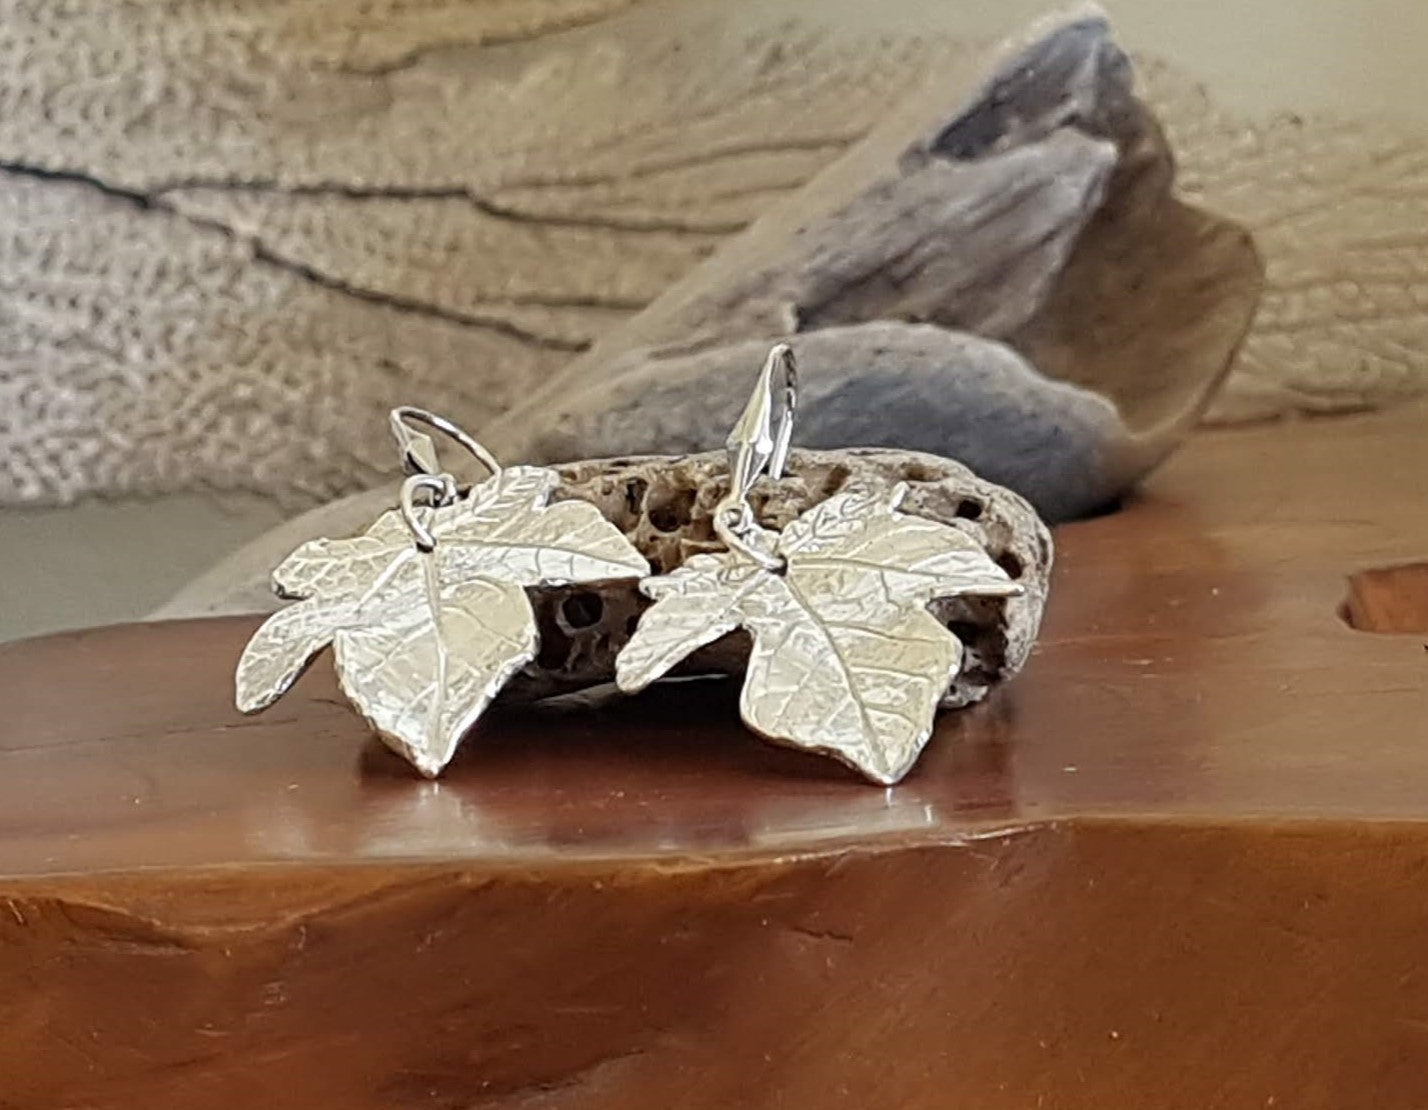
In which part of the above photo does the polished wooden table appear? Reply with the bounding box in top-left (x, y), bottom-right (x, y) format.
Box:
top-left (2, 405), bottom-right (1426, 1109)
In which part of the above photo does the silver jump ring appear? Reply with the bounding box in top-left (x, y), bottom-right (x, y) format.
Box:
top-left (400, 473), bottom-right (458, 552)
top-left (713, 501), bottom-right (784, 572)
top-left (389, 406), bottom-right (501, 484)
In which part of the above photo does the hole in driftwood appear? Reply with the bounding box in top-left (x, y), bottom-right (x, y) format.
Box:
top-left (560, 591), bottom-right (604, 630)
top-left (535, 620), bottom-right (569, 670)
top-left (820, 464), bottom-right (852, 497)
top-left (1340, 561), bottom-right (1428, 635)
top-left (646, 486), bottom-right (696, 533)
top-left (624, 476), bottom-right (649, 516)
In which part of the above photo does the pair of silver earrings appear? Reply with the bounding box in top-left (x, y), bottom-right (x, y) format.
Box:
top-left (235, 345), bottom-right (1021, 784)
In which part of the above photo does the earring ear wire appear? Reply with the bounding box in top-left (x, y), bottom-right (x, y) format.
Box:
top-left (715, 344), bottom-right (798, 569)
top-left (389, 406), bottom-right (504, 553)
top-left (389, 405), bottom-right (501, 485)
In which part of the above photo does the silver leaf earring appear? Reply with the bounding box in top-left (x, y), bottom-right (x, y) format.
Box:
top-left (615, 344), bottom-right (1024, 785)
top-left (235, 407), bottom-right (649, 776)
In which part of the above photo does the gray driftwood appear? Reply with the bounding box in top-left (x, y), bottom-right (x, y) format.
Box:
top-left (527, 326), bottom-right (1125, 524)
top-left (482, 11), bottom-right (1264, 522)
top-left (157, 449), bottom-right (1052, 709)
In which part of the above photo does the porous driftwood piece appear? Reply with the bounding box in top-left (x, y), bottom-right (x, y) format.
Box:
top-left (481, 11), bottom-right (1264, 523)
top-left (157, 448), bottom-right (1053, 710)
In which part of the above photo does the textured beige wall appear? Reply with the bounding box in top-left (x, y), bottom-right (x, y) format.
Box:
top-left (834, 0), bottom-right (1428, 124)
top-left (2, 0), bottom-right (1425, 643)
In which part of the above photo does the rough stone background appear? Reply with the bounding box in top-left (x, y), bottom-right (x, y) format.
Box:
top-left (1, 0), bottom-right (1426, 511)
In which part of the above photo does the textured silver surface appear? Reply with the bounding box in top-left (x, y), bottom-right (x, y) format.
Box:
top-left (169, 449), bottom-right (1052, 708)
top-left (616, 483), bottom-right (1021, 784)
top-left (236, 465), bottom-right (649, 776)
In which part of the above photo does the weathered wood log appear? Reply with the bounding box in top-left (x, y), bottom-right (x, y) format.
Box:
top-left (4, 402), bottom-right (1428, 1108)
top-left (519, 325), bottom-right (1143, 524)
top-left (157, 445), bottom-right (1052, 708)
top-left (484, 12), bottom-right (1264, 523)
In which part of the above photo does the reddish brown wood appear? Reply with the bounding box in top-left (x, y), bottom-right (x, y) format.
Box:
top-left (1, 404), bottom-right (1427, 1109)
top-left (1344, 560), bottom-right (1428, 633)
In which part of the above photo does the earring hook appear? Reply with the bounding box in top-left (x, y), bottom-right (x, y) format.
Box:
top-left (724, 343), bottom-right (797, 498)
top-left (715, 343), bottom-right (799, 570)
top-left (389, 406), bottom-right (501, 484)
top-left (389, 407), bottom-right (501, 552)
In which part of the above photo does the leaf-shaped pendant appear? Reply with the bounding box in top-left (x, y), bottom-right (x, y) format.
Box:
top-left (237, 464), bottom-right (649, 775)
top-left (616, 483), bottom-right (1021, 785)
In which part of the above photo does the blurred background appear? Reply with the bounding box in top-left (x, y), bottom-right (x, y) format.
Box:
top-left (3, 0), bottom-right (1427, 641)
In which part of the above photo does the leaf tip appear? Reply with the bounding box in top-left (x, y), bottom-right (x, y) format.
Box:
top-left (410, 751), bottom-right (448, 779)
top-left (233, 670), bottom-right (275, 715)
top-left (613, 656), bottom-right (651, 695)
top-left (864, 758), bottom-right (915, 787)
top-left (375, 729), bottom-right (456, 778)
top-left (826, 737), bottom-right (921, 786)
top-left (614, 551), bottom-right (653, 579)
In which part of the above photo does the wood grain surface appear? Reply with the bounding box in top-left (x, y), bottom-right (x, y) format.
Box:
top-left (1343, 559), bottom-right (1428, 634)
top-left (1, 405), bottom-right (1426, 1107)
